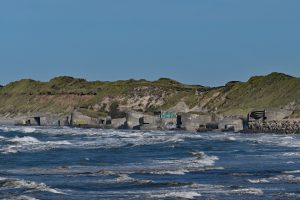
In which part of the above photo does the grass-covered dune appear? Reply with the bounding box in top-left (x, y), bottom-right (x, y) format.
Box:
top-left (0, 72), bottom-right (299, 118)
top-left (207, 72), bottom-right (300, 117)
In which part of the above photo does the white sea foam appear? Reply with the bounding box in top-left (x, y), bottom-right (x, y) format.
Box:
top-left (226, 136), bottom-right (237, 141)
top-left (253, 135), bottom-right (300, 148)
top-left (283, 152), bottom-right (300, 157)
top-left (284, 170), bottom-right (300, 174)
top-left (115, 174), bottom-right (152, 184)
top-left (278, 193), bottom-right (300, 198)
top-left (286, 161), bottom-right (295, 164)
top-left (12, 151), bottom-right (221, 176)
top-left (115, 174), bottom-right (135, 182)
top-left (0, 177), bottom-right (64, 194)
top-left (0, 135), bottom-right (6, 140)
top-left (22, 127), bottom-right (36, 133)
top-left (9, 136), bottom-right (40, 143)
top-left (82, 173), bottom-right (153, 185)
top-left (248, 178), bottom-right (270, 183)
top-left (0, 126), bottom-right (17, 132)
top-left (231, 188), bottom-right (264, 196)
top-left (3, 125), bottom-right (299, 151)
top-left (249, 174), bottom-right (300, 184)
top-left (0, 126), bottom-right (36, 133)
top-left (151, 191), bottom-right (201, 199)
top-left (144, 151), bottom-right (219, 175)
top-left (198, 132), bottom-right (300, 149)
top-left (0, 127), bottom-right (213, 154)
top-left (115, 151), bottom-right (220, 175)
top-left (8, 195), bottom-right (40, 200)
top-left (271, 175), bottom-right (300, 183)
top-left (0, 136), bottom-right (72, 154)
top-left (148, 184), bottom-right (263, 198)
top-left (150, 169), bottom-right (189, 175)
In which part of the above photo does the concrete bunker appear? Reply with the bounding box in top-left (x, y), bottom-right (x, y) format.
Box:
top-left (181, 113), bottom-right (213, 131)
top-left (22, 116), bottom-right (45, 126)
top-left (223, 124), bottom-right (235, 132)
top-left (34, 117), bottom-right (41, 126)
top-left (218, 118), bottom-right (244, 132)
top-left (206, 123), bottom-right (219, 130)
top-left (248, 110), bottom-right (266, 121)
top-left (176, 115), bottom-right (182, 129)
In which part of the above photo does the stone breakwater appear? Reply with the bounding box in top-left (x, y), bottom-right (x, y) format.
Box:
top-left (248, 120), bottom-right (300, 134)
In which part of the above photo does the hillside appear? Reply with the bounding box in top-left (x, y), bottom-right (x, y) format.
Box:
top-left (207, 72), bottom-right (300, 117)
top-left (0, 72), bottom-right (299, 119)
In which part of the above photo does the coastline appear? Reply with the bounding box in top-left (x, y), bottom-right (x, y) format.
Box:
top-left (1, 116), bottom-right (299, 134)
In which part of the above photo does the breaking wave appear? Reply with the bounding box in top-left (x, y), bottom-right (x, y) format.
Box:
top-left (284, 170), bottom-right (300, 174)
top-left (151, 191), bottom-right (201, 199)
top-left (199, 132), bottom-right (300, 148)
top-left (0, 177), bottom-right (65, 194)
top-left (249, 175), bottom-right (300, 184)
top-left (0, 127), bottom-right (211, 154)
top-left (0, 126), bottom-right (36, 133)
top-left (0, 136), bottom-right (72, 154)
top-left (141, 151), bottom-right (220, 175)
top-left (282, 152), bottom-right (300, 157)
top-left (9, 136), bottom-right (40, 143)
top-left (230, 188), bottom-right (264, 196)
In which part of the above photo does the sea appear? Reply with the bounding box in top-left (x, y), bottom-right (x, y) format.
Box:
top-left (0, 126), bottom-right (300, 200)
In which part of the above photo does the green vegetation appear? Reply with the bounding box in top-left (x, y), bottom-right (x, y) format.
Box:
top-left (184, 94), bottom-right (199, 108)
top-left (159, 92), bottom-right (186, 110)
top-left (216, 72), bottom-right (300, 115)
top-left (0, 72), bottom-right (300, 119)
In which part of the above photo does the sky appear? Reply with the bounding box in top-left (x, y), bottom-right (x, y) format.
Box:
top-left (0, 0), bottom-right (300, 86)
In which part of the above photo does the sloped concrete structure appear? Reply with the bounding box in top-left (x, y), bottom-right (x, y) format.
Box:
top-left (218, 118), bottom-right (244, 132)
top-left (126, 112), bottom-right (143, 129)
top-left (111, 118), bottom-right (127, 129)
top-left (140, 114), bottom-right (161, 130)
top-left (180, 113), bottom-right (212, 131)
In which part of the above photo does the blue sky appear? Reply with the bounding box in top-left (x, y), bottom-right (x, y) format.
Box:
top-left (0, 0), bottom-right (300, 86)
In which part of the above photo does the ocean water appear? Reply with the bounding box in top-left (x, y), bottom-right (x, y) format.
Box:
top-left (0, 126), bottom-right (300, 200)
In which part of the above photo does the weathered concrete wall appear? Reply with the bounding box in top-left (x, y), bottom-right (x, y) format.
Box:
top-left (0, 111), bottom-right (248, 133)
top-left (0, 118), bottom-right (15, 125)
top-left (12, 113), bottom-right (68, 126)
top-left (111, 118), bottom-right (127, 129)
top-left (180, 113), bottom-right (212, 131)
top-left (71, 111), bottom-right (93, 125)
top-left (126, 112), bottom-right (143, 129)
top-left (41, 115), bottom-right (67, 126)
top-left (140, 114), bottom-right (161, 130)
top-left (143, 114), bottom-right (160, 124)
top-left (265, 109), bottom-right (293, 121)
top-left (218, 118), bottom-right (244, 132)
top-left (70, 111), bottom-right (106, 127)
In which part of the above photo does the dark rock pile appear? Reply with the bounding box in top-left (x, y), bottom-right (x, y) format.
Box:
top-left (248, 120), bottom-right (300, 134)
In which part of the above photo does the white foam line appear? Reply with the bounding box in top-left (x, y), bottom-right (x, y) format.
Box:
top-left (248, 174), bottom-right (300, 184)
top-left (151, 191), bottom-right (201, 199)
top-left (0, 177), bottom-right (65, 195)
